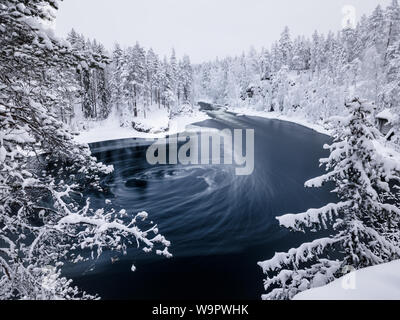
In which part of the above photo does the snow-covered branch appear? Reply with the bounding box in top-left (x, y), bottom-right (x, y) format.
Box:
top-left (0, 0), bottom-right (172, 300)
top-left (277, 201), bottom-right (352, 231)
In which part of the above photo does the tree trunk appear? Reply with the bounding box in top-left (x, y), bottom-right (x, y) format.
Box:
top-left (133, 84), bottom-right (138, 117)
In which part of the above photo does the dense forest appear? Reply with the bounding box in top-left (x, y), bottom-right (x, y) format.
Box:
top-left (52, 29), bottom-right (194, 129)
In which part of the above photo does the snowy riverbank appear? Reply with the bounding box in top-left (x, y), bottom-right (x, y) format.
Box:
top-left (229, 107), bottom-right (332, 136)
top-left (74, 109), bottom-right (210, 144)
top-left (230, 107), bottom-right (400, 162)
top-left (75, 104), bottom-right (330, 145)
top-left (76, 104), bottom-right (400, 165)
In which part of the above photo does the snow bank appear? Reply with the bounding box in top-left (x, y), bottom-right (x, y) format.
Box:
top-left (376, 109), bottom-right (399, 124)
top-left (294, 260), bottom-right (400, 300)
top-left (229, 107), bottom-right (332, 136)
top-left (373, 139), bottom-right (400, 164)
top-left (229, 107), bottom-right (400, 166)
top-left (74, 108), bottom-right (210, 144)
top-left (131, 108), bottom-right (170, 134)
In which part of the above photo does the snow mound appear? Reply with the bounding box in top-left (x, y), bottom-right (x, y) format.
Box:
top-left (376, 109), bottom-right (399, 124)
top-left (294, 260), bottom-right (400, 300)
top-left (131, 108), bottom-right (170, 134)
top-left (170, 103), bottom-right (195, 117)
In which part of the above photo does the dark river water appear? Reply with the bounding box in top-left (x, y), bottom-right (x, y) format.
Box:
top-left (68, 110), bottom-right (337, 300)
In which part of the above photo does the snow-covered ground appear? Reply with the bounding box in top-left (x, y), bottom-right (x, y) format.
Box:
top-left (74, 107), bottom-right (210, 144)
top-left (294, 260), bottom-right (400, 300)
top-left (229, 107), bottom-right (332, 136)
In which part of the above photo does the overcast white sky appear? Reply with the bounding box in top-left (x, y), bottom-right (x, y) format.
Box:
top-left (55, 0), bottom-right (390, 63)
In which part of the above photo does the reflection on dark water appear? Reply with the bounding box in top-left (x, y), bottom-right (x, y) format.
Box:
top-left (68, 112), bottom-right (337, 300)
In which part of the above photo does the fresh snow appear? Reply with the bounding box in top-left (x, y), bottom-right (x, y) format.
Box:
top-left (376, 108), bottom-right (399, 123)
top-left (74, 108), bottom-right (210, 144)
top-left (294, 260), bottom-right (400, 300)
top-left (373, 138), bottom-right (400, 163)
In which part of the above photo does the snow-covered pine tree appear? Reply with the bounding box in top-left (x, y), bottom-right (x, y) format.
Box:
top-left (110, 43), bottom-right (124, 117)
top-left (161, 56), bottom-right (175, 110)
top-left (278, 26), bottom-right (293, 68)
top-left (154, 56), bottom-right (166, 109)
top-left (291, 36), bottom-right (309, 72)
top-left (90, 40), bottom-right (112, 120)
top-left (342, 24), bottom-right (358, 64)
top-left (169, 49), bottom-right (179, 100)
top-left (381, 1), bottom-right (400, 110)
top-left (66, 31), bottom-right (112, 120)
top-left (199, 62), bottom-right (212, 96)
top-left (258, 98), bottom-right (400, 300)
top-left (176, 59), bottom-right (185, 105)
top-left (384, 0), bottom-right (400, 66)
top-left (145, 48), bottom-right (159, 106)
top-left (260, 48), bottom-right (273, 80)
top-left (368, 5), bottom-right (386, 52)
top-left (123, 43), bottom-right (146, 118)
top-left (272, 65), bottom-right (289, 112)
top-left (383, 38), bottom-right (400, 110)
top-left (310, 31), bottom-right (323, 74)
top-left (180, 55), bottom-right (193, 103)
top-left (0, 0), bottom-right (171, 300)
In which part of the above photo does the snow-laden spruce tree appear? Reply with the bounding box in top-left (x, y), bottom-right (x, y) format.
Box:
top-left (0, 0), bottom-right (171, 300)
top-left (258, 98), bottom-right (400, 300)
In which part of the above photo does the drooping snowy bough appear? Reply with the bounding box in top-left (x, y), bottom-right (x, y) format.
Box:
top-left (258, 98), bottom-right (400, 300)
top-left (0, 0), bottom-right (171, 300)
